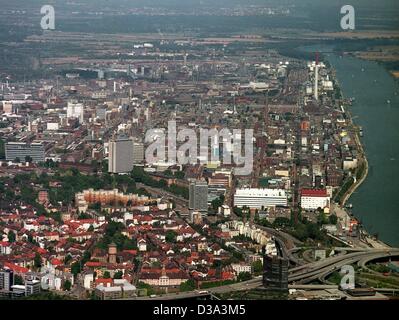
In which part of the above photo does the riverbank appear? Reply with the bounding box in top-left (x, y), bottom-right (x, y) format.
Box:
top-left (340, 109), bottom-right (369, 207)
top-left (331, 70), bottom-right (390, 249)
top-left (329, 74), bottom-right (370, 207)
top-left (300, 44), bottom-right (399, 247)
top-left (351, 49), bottom-right (399, 82)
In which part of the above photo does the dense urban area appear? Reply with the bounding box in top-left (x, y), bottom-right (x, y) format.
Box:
top-left (0, 0), bottom-right (399, 301)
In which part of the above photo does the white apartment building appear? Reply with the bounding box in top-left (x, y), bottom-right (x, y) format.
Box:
top-left (300, 189), bottom-right (330, 210)
top-left (67, 102), bottom-right (84, 123)
top-left (234, 188), bottom-right (288, 209)
top-left (231, 263), bottom-right (253, 275)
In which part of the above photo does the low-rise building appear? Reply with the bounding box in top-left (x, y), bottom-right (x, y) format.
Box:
top-left (95, 279), bottom-right (136, 300)
top-left (300, 189), bottom-right (330, 210)
top-left (231, 263), bottom-right (252, 275)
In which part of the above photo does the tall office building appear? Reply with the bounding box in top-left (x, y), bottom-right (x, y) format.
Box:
top-left (5, 142), bottom-right (45, 163)
top-left (189, 180), bottom-right (208, 213)
top-left (132, 142), bottom-right (145, 164)
top-left (262, 248), bottom-right (288, 292)
top-left (0, 269), bottom-right (14, 291)
top-left (67, 102), bottom-right (84, 123)
top-left (108, 138), bottom-right (134, 173)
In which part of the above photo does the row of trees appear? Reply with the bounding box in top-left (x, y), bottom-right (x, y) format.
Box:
top-left (71, 251), bottom-right (91, 277)
top-left (102, 270), bottom-right (123, 279)
top-left (131, 167), bottom-right (189, 199)
top-left (1, 165), bottom-right (188, 218)
top-left (180, 271), bottom-right (253, 292)
top-left (1, 168), bottom-right (152, 213)
top-left (211, 195), bottom-right (225, 211)
top-left (0, 174), bottom-right (47, 215)
top-left (163, 169), bottom-right (185, 180)
top-left (255, 208), bottom-right (339, 245)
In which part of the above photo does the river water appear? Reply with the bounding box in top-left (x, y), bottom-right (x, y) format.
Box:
top-left (301, 45), bottom-right (399, 247)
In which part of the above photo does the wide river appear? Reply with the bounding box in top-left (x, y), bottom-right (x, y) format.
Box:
top-left (302, 45), bottom-right (399, 247)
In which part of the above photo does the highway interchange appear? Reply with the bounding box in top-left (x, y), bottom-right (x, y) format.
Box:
top-left (122, 247), bottom-right (399, 300)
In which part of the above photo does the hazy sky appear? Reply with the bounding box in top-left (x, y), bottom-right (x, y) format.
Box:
top-left (0, 0), bottom-right (397, 34)
top-left (1, 0), bottom-right (398, 8)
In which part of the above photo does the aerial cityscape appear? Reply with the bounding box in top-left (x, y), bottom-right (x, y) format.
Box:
top-left (0, 0), bottom-right (398, 304)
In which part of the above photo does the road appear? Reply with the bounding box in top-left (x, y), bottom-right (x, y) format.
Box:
top-left (136, 182), bottom-right (189, 214)
top-left (134, 185), bottom-right (399, 293)
top-left (289, 248), bottom-right (399, 284)
top-left (120, 277), bottom-right (262, 300)
top-left (227, 192), bottom-right (304, 266)
top-left (116, 248), bottom-right (399, 300)
top-left (256, 225), bottom-right (304, 266)
top-left (138, 182), bottom-right (304, 266)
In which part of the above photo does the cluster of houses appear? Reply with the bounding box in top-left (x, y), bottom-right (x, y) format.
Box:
top-left (1, 201), bottom-right (260, 299)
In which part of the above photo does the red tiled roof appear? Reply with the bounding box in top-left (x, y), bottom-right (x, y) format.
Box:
top-left (122, 250), bottom-right (138, 255)
top-left (191, 252), bottom-right (199, 258)
top-left (36, 247), bottom-right (47, 254)
top-left (208, 269), bottom-right (216, 277)
top-left (215, 231), bottom-right (230, 238)
top-left (77, 219), bottom-right (96, 224)
top-left (300, 189), bottom-right (328, 197)
top-left (95, 278), bottom-right (113, 285)
top-left (221, 271), bottom-right (235, 280)
top-left (4, 262), bottom-right (29, 274)
top-left (44, 231), bottom-right (59, 236)
top-left (86, 261), bottom-right (102, 267)
top-left (51, 258), bottom-right (62, 266)
top-left (6, 215), bottom-right (19, 220)
top-left (137, 216), bottom-right (153, 222)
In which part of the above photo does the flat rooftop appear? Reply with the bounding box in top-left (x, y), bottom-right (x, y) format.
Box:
top-left (235, 188), bottom-right (287, 197)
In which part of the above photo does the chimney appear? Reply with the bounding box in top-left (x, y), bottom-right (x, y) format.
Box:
top-left (314, 52), bottom-right (319, 101)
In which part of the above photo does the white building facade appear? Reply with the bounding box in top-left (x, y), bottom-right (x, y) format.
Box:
top-left (234, 188), bottom-right (288, 209)
top-left (300, 189), bottom-right (330, 210)
top-left (67, 102), bottom-right (84, 123)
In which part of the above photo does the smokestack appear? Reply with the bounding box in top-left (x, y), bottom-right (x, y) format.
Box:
top-left (314, 52), bottom-right (319, 101)
top-left (314, 64), bottom-right (319, 101)
top-left (113, 81), bottom-right (117, 93)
